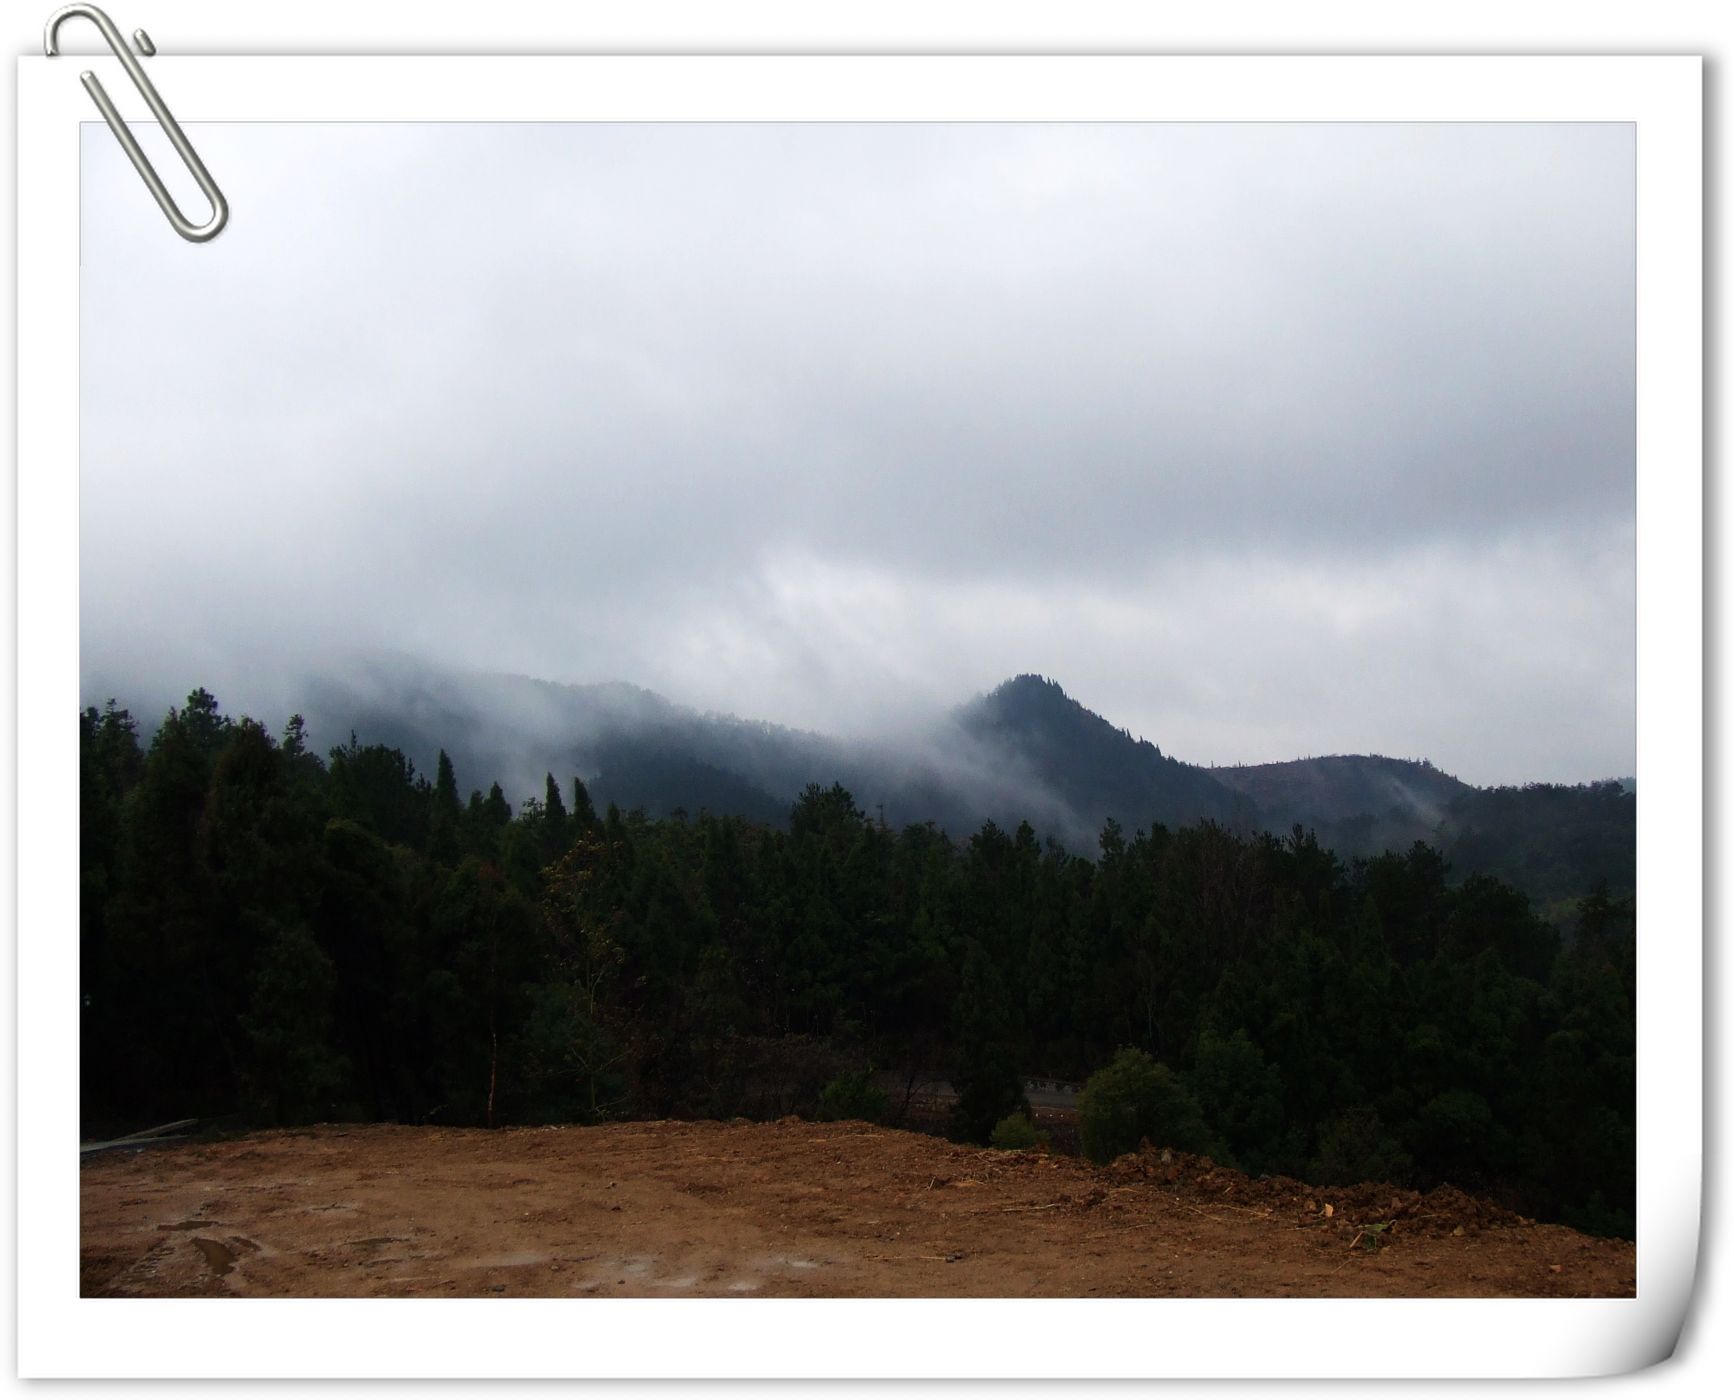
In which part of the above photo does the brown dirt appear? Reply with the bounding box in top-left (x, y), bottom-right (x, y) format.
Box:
top-left (79, 1120), bottom-right (1635, 1298)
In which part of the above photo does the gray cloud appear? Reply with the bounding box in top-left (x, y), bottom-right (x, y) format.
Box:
top-left (80, 120), bottom-right (1634, 786)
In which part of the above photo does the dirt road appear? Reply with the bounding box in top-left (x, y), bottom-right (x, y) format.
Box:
top-left (80, 1119), bottom-right (1634, 1298)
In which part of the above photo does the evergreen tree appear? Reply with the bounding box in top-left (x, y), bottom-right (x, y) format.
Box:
top-left (430, 749), bottom-right (463, 865)
top-left (569, 774), bottom-right (599, 832)
top-left (541, 772), bottom-right (570, 863)
top-left (949, 941), bottom-right (1027, 1143)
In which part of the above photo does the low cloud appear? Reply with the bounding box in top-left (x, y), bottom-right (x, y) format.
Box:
top-left (80, 120), bottom-right (1634, 786)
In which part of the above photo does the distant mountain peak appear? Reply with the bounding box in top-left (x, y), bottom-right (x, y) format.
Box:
top-left (972, 674), bottom-right (1154, 752)
top-left (992, 672), bottom-right (1068, 696)
top-left (942, 672), bottom-right (1251, 835)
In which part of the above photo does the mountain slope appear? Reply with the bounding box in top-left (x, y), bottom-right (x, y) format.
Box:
top-left (953, 675), bottom-right (1248, 838)
top-left (301, 664), bottom-right (1255, 848)
top-left (298, 658), bottom-right (833, 821)
top-left (1210, 753), bottom-right (1471, 830)
top-left (1209, 753), bottom-right (1472, 857)
top-left (104, 656), bottom-right (1632, 902)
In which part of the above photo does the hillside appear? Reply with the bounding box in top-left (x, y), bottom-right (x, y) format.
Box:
top-left (98, 659), bottom-right (1634, 902)
top-left (955, 675), bottom-right (1248, 837)
top-left (1442, 781), bottom-right (1636, 905)
top-left (1211, 753), bottom-right (1470, 831)
top-left (298, 661), bottom-right (827, 822)
top-left (79, 1121), bottom-right (1634, 1299)
top-left (294, 661), bottom-right (1237, 850)
top-left (1210, 753), bottom-right (1471, 862)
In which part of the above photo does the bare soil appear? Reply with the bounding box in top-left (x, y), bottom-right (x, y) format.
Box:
top-left (80, 1120), bottom-right (1635, 1298)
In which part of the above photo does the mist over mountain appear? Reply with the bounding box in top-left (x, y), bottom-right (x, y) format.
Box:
top-left (84, 655), bottom-right (1633, 907)
top-left (289, 661), bottom-right (1137, 849)
top-left (1211, 753), bottom-right (1473, 857)
top-left (954, 675), bottom-right (1250, 835)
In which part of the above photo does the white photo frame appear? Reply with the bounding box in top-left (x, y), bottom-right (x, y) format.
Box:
top-left (17, 53), bottom-right (1701, 1379)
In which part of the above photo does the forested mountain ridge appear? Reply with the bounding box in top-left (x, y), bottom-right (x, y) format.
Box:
top-left (955, 674), bottom-right (1250, 834)
top-left (292, 662), bottom-right (1246, 852)
top-left (92, 658), bottom-right (1634, 905)
top-left (1211, 753), bottom-right (1472, 832)
top-left (1208, 755), bottom-right (1634, 908)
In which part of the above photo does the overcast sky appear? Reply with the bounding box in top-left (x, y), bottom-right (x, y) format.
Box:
top-left (80, 121), bottom-right (1634, 785)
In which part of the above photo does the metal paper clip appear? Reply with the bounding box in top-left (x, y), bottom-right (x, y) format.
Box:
top-left (44, 4), bottom-right (228, 242)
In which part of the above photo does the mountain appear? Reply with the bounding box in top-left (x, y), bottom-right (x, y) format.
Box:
top-left (954, 675), bottom-right (1248, 837)
top-left (1437, 780), bottom-right (1635, 908)
top-left (291, 662), bottom-right (1251, 851)
top-left (1211, 753), bottom-right (1472, 857)
top-left (1207, 754), bottom-right (1633, 903)
top-left (1210, 753), bottom-right (1471, 828)
top-left (296, 658), bottom-right (834, 825)
top-left (102, 656), bottom-right (1633, 903)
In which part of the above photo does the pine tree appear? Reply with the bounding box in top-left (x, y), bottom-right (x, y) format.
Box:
top-left (430, 749), bottom-right (462, 864)
top-left (541, 772), bottom-right (570, 863)
top-left (570, 774), bottom-right (598, 832)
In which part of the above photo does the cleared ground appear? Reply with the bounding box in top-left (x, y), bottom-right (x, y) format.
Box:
top-left (80, 1119), bottom-right (1634, 1298)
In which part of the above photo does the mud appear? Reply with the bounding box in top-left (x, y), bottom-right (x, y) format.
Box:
top-left (79, 1120), bottom-right (1635, 1298)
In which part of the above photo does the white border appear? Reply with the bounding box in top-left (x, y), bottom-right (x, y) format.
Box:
top-left (16, 55), bottom-right (1701, 1379)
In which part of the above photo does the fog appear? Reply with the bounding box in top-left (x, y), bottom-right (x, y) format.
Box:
top-left (80, 121), bottom-right (1634, 786)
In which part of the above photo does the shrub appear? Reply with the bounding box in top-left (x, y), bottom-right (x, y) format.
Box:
top-left (1310, 1105), bottom-right (1413, 1186)
top-left (1078, 1047), bottom-right (1215, 1164)
top-left (1189, 1027), bottom-right (1282, 1173)
top-left (1410, 1088), bottom-right (1495, 1185)
top-left (814, 1067), bottom-right (889, 1124)
top-left (989, 1111), bottom-right (1042, 1150)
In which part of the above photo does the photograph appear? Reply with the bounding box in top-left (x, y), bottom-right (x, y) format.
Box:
top-left (75, 118), bottom-right (1637, 1302)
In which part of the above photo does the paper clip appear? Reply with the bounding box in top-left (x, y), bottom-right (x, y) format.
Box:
top-left (44, 4), bottom-right (228, 242)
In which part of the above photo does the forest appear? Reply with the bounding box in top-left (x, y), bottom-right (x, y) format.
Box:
top-left (79, 689), bottom-right (1636, 1238)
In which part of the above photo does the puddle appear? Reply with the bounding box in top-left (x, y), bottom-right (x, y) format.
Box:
top-left (158, 1219), bottom-right (219, 1232)
top-left (726, 1279), bottom-right (761, 1293)
top-left (575, 1257), bottom-right (670, 1291)
top-left (191, 1238), bottom-right (236, 1277)
top-left (468, 1251), bottom-right (548, 1269)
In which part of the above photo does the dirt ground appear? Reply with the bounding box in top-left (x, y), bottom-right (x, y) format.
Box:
top-left (80, 1119), bottom-right (1635, 1298)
